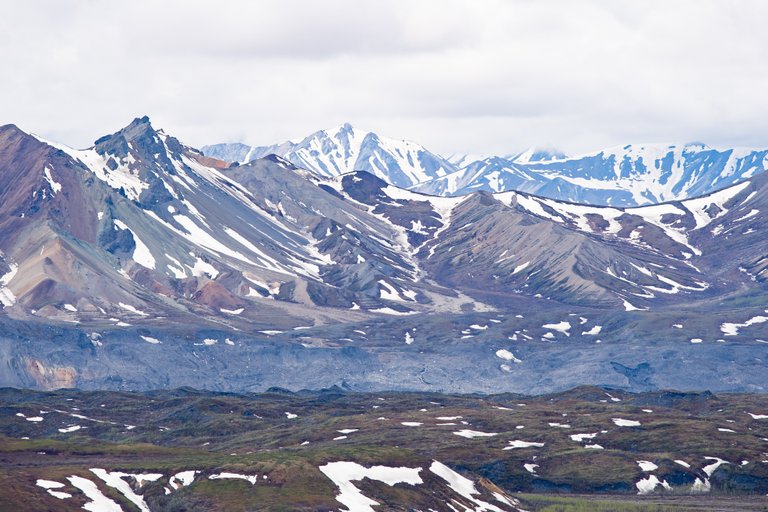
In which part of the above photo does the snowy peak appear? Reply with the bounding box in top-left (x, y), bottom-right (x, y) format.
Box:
top-left (289, 122), bottom-right (368, 177)
top-left (199, 142), bottom-right (253, 164)
top-left (323, 121), bottom-right (357, 141)
top-left (203, 123), bottom-right (458, 189)
top-left (510, 147), bottom-right (567, 164)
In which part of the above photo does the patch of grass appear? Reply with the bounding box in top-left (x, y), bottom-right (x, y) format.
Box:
top-left (521, 494), bottom-right (699, 512)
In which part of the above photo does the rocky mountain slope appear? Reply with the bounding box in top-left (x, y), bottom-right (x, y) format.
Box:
top-left (1, 117), bottom-right (768, 393)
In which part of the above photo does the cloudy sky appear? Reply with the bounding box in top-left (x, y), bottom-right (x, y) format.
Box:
top-left (1, 0), bottom-right (766, 156)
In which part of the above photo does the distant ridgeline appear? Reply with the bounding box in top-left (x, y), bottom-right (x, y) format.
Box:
top-left (204, 126), bottom-right (768, 206)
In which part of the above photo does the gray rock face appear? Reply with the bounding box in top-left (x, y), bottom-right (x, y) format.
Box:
top-left (1, 304), bottom-right (768, 394)
top-left (1, 118), bottom-right (768, 393)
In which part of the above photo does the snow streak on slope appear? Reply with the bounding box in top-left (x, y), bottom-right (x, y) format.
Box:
top-left (496, 179), bottom-right (752, 258)
top-left (40, 138), bottom-right (149, 201)
top-left (319, 461), bottom-right (423, 512)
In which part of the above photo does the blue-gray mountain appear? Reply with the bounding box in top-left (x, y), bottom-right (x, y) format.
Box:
top-left (418, 143), bottom-right (768, 206)
top-left (205, 127), bottom-right (768, 206)
top-left (1, 117), bottom-right (768, 395)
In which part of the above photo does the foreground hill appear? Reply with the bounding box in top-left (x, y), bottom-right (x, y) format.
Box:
top-left (1, 386), bottom-right (767, 511)
top-left (1, 117), bottom-right (768, 393)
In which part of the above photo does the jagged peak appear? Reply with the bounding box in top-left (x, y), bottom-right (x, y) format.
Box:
top-left (314, 122), bottom-right (362, 141)
top-left (683, 141), bottom-right (711, 150)
top-left (91, 115), bottom-right (185, 161)
top-left (334, 121), bottom-right (355, 133)
top-left (94, 115), bottom-right (155, 146)
top-left (0, 123), bottom-right (27, 136)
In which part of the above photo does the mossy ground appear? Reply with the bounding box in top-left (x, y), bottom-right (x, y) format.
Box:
top-left (1, 386), bottom-right (767, 510)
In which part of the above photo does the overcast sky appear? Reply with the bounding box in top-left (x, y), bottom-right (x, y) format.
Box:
top-left (1, 0), bottom-right (766, 156)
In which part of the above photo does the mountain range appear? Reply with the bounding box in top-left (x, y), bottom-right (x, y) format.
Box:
top-left (203, 123), bottom-right (455, 189)
top-left (205, 126), bottom-right (768, 206)
top-left (1, 117), bottom-right (768, 394)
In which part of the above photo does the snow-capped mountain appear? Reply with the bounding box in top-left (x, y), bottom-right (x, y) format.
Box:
top-left (203, 123), bottom-right (457, 188)
top-left (416, 143), bottom-right (768, 206)
top-left (4, 116), bottom-right (767, 316)
top-left (0, 117), bottom-right (439, 325)
top-left (4, 116), bottom-right (768, 394)
top-left (509, 146), bottom-right (568, 164)
top-left (207, 127), bottom-right (768, 207)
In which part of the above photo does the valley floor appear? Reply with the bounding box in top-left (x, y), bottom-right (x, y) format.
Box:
top-left (1, 386), bottom-right (767, 511)
top-left (520, 494), bottom-right (768, 511)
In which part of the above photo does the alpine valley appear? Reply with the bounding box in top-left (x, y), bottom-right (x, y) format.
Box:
top-left (4, 117), bottom-right (768, 511)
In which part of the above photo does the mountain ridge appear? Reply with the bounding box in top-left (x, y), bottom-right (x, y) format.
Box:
top-left (421, 142), bottom-right (768, 206)
top-left (205, 125), bottom-right (768, 207)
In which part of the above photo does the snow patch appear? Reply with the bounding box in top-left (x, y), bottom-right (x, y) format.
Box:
top-left (169, 470), bottom-right (198, 490)
top-left (542, 321), bottom-right (571, 335)
top-left (67, 475), bottom-right (123, 512)
top-left (453, 430), bottom-right (498, 439)
top-left (36, 479), bottom-right (72, 500)
top-left (429, 460), bottom-right (507, 512)
top-left (113, 220), bottom-right (156, 270)
top-left (570, 433), bottom-right (598, 442)
top-left (636, 474), bottom-right (671, 495)
top-left (319, 461), bottom-right (423, 512)
top-left (91, 468), bottom-right (153, 512)
top-left (209, 472), bottom-right (260, 484)
top-left (720, 315), bottom-right (768, 336)
top-left (612, 418), bottom-right (641, 427)
top-left (495, 349), bottom-right (521, 363)
top-left (0, 262), bottom-right (19, 307)
top-left (504, 440), bottom-right (545, 449)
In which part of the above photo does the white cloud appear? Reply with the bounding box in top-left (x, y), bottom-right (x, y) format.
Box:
top-left (1, 0), bottom-right (767, 157)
